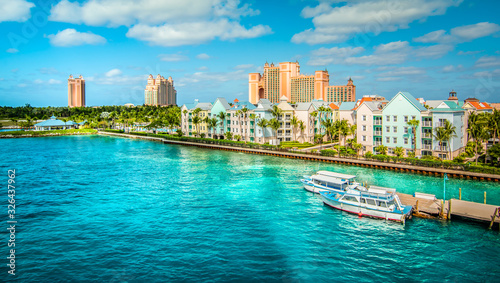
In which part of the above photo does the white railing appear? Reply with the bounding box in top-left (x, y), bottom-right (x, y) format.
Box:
top-left (422, 133), bottom-right (432, 138)
top-left (422, 121), bottom-right (432, 127)
top-left (374, 120), bottom-right (382, 125)
top-left (422, 144), bottom-right (432, 150)
top-left (374, 131), bottom-right (382, 136)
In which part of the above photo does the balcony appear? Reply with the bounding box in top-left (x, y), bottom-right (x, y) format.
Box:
top-left (422, 132), bottom-right (432, 139)
top-left (374, 141), bottom-right (382, 146)
top-left (436, 123), bottom-right (446, 128)
top-left (422, 144), bottom-right (432, 150)
top-left (422, 121), bottom-right (432, 127)
top-left (374, 120), bottom-right (382, 125)
top-left (374, 131), bottom-right (382, 136)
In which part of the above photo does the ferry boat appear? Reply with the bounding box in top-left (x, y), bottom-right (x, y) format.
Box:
top-left (319, 186), bottom-right (413, 223)
top-left (300, 171), bottom-right (363, 194)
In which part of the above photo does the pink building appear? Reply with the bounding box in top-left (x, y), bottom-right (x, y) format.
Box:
top-left (249, 61), bottom-right (355, 104)
top-left (68, 75), bottom-right (85, 108)
top-left (145, 74), bottom-right (177, 106)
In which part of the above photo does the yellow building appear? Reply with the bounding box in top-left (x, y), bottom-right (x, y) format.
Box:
top-left (249, 61), bottom-right (355, 104)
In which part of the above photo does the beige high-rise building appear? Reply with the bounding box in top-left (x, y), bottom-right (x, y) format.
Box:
top-left (68, 75), bottom-right (85, 107)
top-left (145, 74), bottom-right (177, 106)
top-left (249, 61), bottom-right (355, 104)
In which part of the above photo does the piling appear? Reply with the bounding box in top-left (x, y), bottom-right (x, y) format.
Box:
top-left (440, 200), bottom-right (444, 219)
top-left (459, 188), bottom-right (462, 200)
top-left (489, 208), bottom-right (499, 230)
top-left (448, 199), bottom-right (452, 220)
top-left (484, 191), bottom-right (487, 204)
top-left (415, 200), bottom-right (419, 213)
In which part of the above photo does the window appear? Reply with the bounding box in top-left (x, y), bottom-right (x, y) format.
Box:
top-left (404, 127), bottom-right (408, 134)
top-left (386, 126), bottom-right (390, 133)
top-left (362, 135), bottom-right (366, 142)
top-left (404, 116), bottom-right (408, 122)
top-left (393, 137), bottom-right (397, 143)
top-left (362, 125), bottom-right (366, 131)
top-left (386, 115), bottom-right (390, 122)
top-left (404, 137), bottom-right (408, 144)
top-left (362, 115), bottom-right (366, 121)
top-left (386, 137), bottom-right (390, 143)
top-left (393, 115), bottom-right (397, 122)
top-left (388, 148), bottom-right (394, 154)
top-left (412, 116), bottom-right (416, 120)
top-left (393, 126), bottom-right (397, 133)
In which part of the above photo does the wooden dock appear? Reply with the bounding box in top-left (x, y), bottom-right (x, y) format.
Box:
top-left (397, 192), bottom-right (500, 228)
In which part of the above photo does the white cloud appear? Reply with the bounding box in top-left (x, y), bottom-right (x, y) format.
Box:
top-left (458, 50), bottom-right (483, 56)
top-left (344, 41), bottom-right (411, 66)
top-left (376, 77), bottom-right (401, 82)
top-left (178, 69), bottom-right (247, 85)
top-left (308, 46), bottom-right (365, 66)
top-left (48, 79), bottom-right (62, 84)
top-left (474, 56), bottom-right (500, 69)
top-left (377, 66), bottom-right (426, 77)
top-left (0, 0), bottom-right (34, 22)
top-left (49, 0), bottom-right (271, 46)
top-left (414, 44), bottom-right (454, 58)
top-left (105, 69), bottom-right (122, 77)
top-left (126, 20), bottom-right (271, 46)
top-left (46, 29), bottom-right (107, 47)
top-left (197, 66), bottom-right (209, 71)
top-left (196, 53), bottom-right (210, 60)
top-left (34, 78), bottom-right (63, 84)
top-left (6, 48), bottom-right (19, 53)
top-left (292, 0), bottom-right (462, 44)
top-left (442, 64), bottom-right (464, 73)
top-left (414, 22), bottom-right (500, 43)
top-left (234, 64), bottom-right (255, 70)
top-left (474, 69), bottom-right (500, 78)
top-left (158, 54), bottom-right (189, 62)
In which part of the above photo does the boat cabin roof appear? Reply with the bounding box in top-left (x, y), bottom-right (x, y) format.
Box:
top-left (317, 171), bottom-right (356, 180)
top-left (311, 175), bottom-right (350, 185)
top-left (368, 186), bottom-right (396, 194)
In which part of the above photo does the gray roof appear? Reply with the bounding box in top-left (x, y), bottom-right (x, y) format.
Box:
top-left (339, 102), bottom-right (356, 111)
top-left (295, 102), bottom-right (313, 111)
top-left (194, 102), bottom-right (212, 111)
top-left (360, 101), bottom-right (381, 111)
top-left (258, 99), bottom-right (272, 105)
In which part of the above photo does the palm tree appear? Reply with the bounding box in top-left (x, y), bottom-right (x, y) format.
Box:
top-left (488, 110), bottom-right (500, 144)
top-left (257, 118), bottom-right (268, 144)
top-left (309, 111), bottom-right (318, 140)
top-left (192, 116), bottom-right (201, 137)
top-left (443, 120), bottom-right (457, 160)
top-left (375, 144), bottom-right (388, 155)
top-left (467, 112), bottom-right (488, 165)
top-left (433, 126), bottom-right (447, 159)
top-left (269, 118), bottom-right (281, 147)
top-left (352, 142), bottom-right (363, 158)
top-left (322, 119), bottom-right (334, 145)
top-left (299, 120), bottom-right (305, 143)
top-left (271, 105), bottom-right (282, 119)
top-left (407, 119), bottom-right (420, 154)
top-left (241, 107), bottom-right (249, 142)
top-left (290, 115), bottom-right (299, 142)
top-left (225, 131), bottom-right (233, 140)
top-left (394, 146), bottom-right (404, 158)
top-left (217, 111), bottom-right (226, 137)
top-left (249, 113), bottom-right (257, 141)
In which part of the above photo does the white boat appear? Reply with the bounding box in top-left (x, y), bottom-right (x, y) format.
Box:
top-left (319, 186), bottom-right (413, 223)
top-left (300, 171), bottom-right (364, 194)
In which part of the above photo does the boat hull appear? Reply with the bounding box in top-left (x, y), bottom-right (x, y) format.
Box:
top-left (321, 194), bottom-right (411, 223)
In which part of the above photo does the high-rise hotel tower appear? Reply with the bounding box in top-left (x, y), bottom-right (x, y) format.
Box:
top-left (145, 74), bottom-right (177, 106)
top-left (249, 61), bottom-right (355, 104)
top-left (68, 75), bottom-right (85, 107)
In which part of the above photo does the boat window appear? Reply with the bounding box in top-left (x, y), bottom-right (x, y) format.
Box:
top-left (360, 198), bottom-right (366, 204)
top-left (366, 199), bottom-right (376, 206)
top-left (343, 196), bottom-right (358, 202)
top-left (377, 201), bottom-right (387, 208)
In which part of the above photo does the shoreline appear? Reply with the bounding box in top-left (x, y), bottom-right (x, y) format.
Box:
top-left (0, 129), bottom-right (97, 139)
top-left (98, 131), bottom-right (500, 182)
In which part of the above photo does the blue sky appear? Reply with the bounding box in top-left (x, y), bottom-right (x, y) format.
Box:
top-left (1, 0), bottom-right (499, 107)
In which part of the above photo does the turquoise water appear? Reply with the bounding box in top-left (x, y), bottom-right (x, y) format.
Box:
top-left (1, 135), bottom-right (499, 282)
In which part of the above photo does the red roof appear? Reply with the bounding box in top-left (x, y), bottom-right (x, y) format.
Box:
top-left (353, 97), bottom-right (373, 110)
top-left (468, 101), bottom-right (492, 110)
top-left (329, 103), bottom-right (339, 110)
top-left (234, 98), bottom-right (239, 103)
